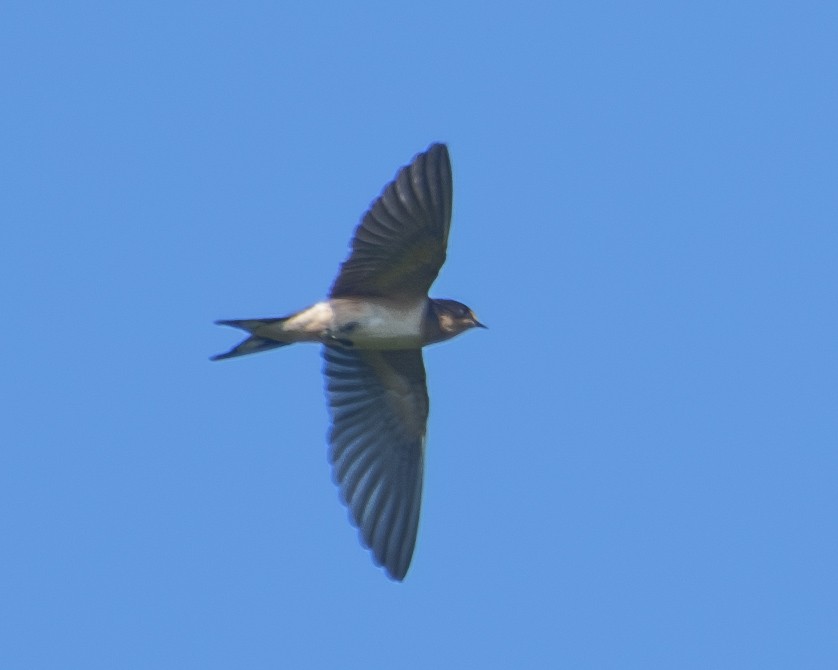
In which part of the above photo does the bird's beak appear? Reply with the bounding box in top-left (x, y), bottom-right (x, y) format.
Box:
top-left (473, 319), bottom-right (488, 329)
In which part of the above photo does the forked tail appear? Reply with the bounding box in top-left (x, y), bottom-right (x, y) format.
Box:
top-left (211, 317), bottom-right (291, 361)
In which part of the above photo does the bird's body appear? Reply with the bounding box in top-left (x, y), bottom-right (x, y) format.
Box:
top-left (218, 297), bottom-right (429, 351)
top-left (214, 144), bottom-right (483, 580)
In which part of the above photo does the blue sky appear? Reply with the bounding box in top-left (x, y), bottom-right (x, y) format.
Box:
top-left (2, 2), bottom-right (837, 668)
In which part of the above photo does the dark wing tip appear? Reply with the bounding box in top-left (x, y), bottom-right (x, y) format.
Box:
top-left (385, 565), bottom-right (408, 582)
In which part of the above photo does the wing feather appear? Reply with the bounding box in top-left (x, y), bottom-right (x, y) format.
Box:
top-left (329, 144), bottom-right (452, 299)
top-left (322, 346), bottom-right (428, 580)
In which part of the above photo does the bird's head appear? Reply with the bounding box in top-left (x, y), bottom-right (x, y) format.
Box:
top-left (429, 299), bottom-right (487, 340)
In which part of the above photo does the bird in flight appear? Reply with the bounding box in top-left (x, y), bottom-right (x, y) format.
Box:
top-left (213, 144), bottom-right (485, 580)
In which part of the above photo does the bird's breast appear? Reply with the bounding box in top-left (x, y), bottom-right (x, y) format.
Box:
top-left (328, 297), bottom-right (427, 349)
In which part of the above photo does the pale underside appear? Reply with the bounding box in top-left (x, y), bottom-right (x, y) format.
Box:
top-left (268, 297), bottom-right (428, 350)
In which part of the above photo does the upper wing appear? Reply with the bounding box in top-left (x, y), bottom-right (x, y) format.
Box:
top-left (322, 346), bottom-right (428, 581)
top-left (329, 143), bottom-right (453, 300)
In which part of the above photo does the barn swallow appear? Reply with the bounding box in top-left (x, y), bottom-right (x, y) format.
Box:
top-left (213, 143), bottom-right (484, 580)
